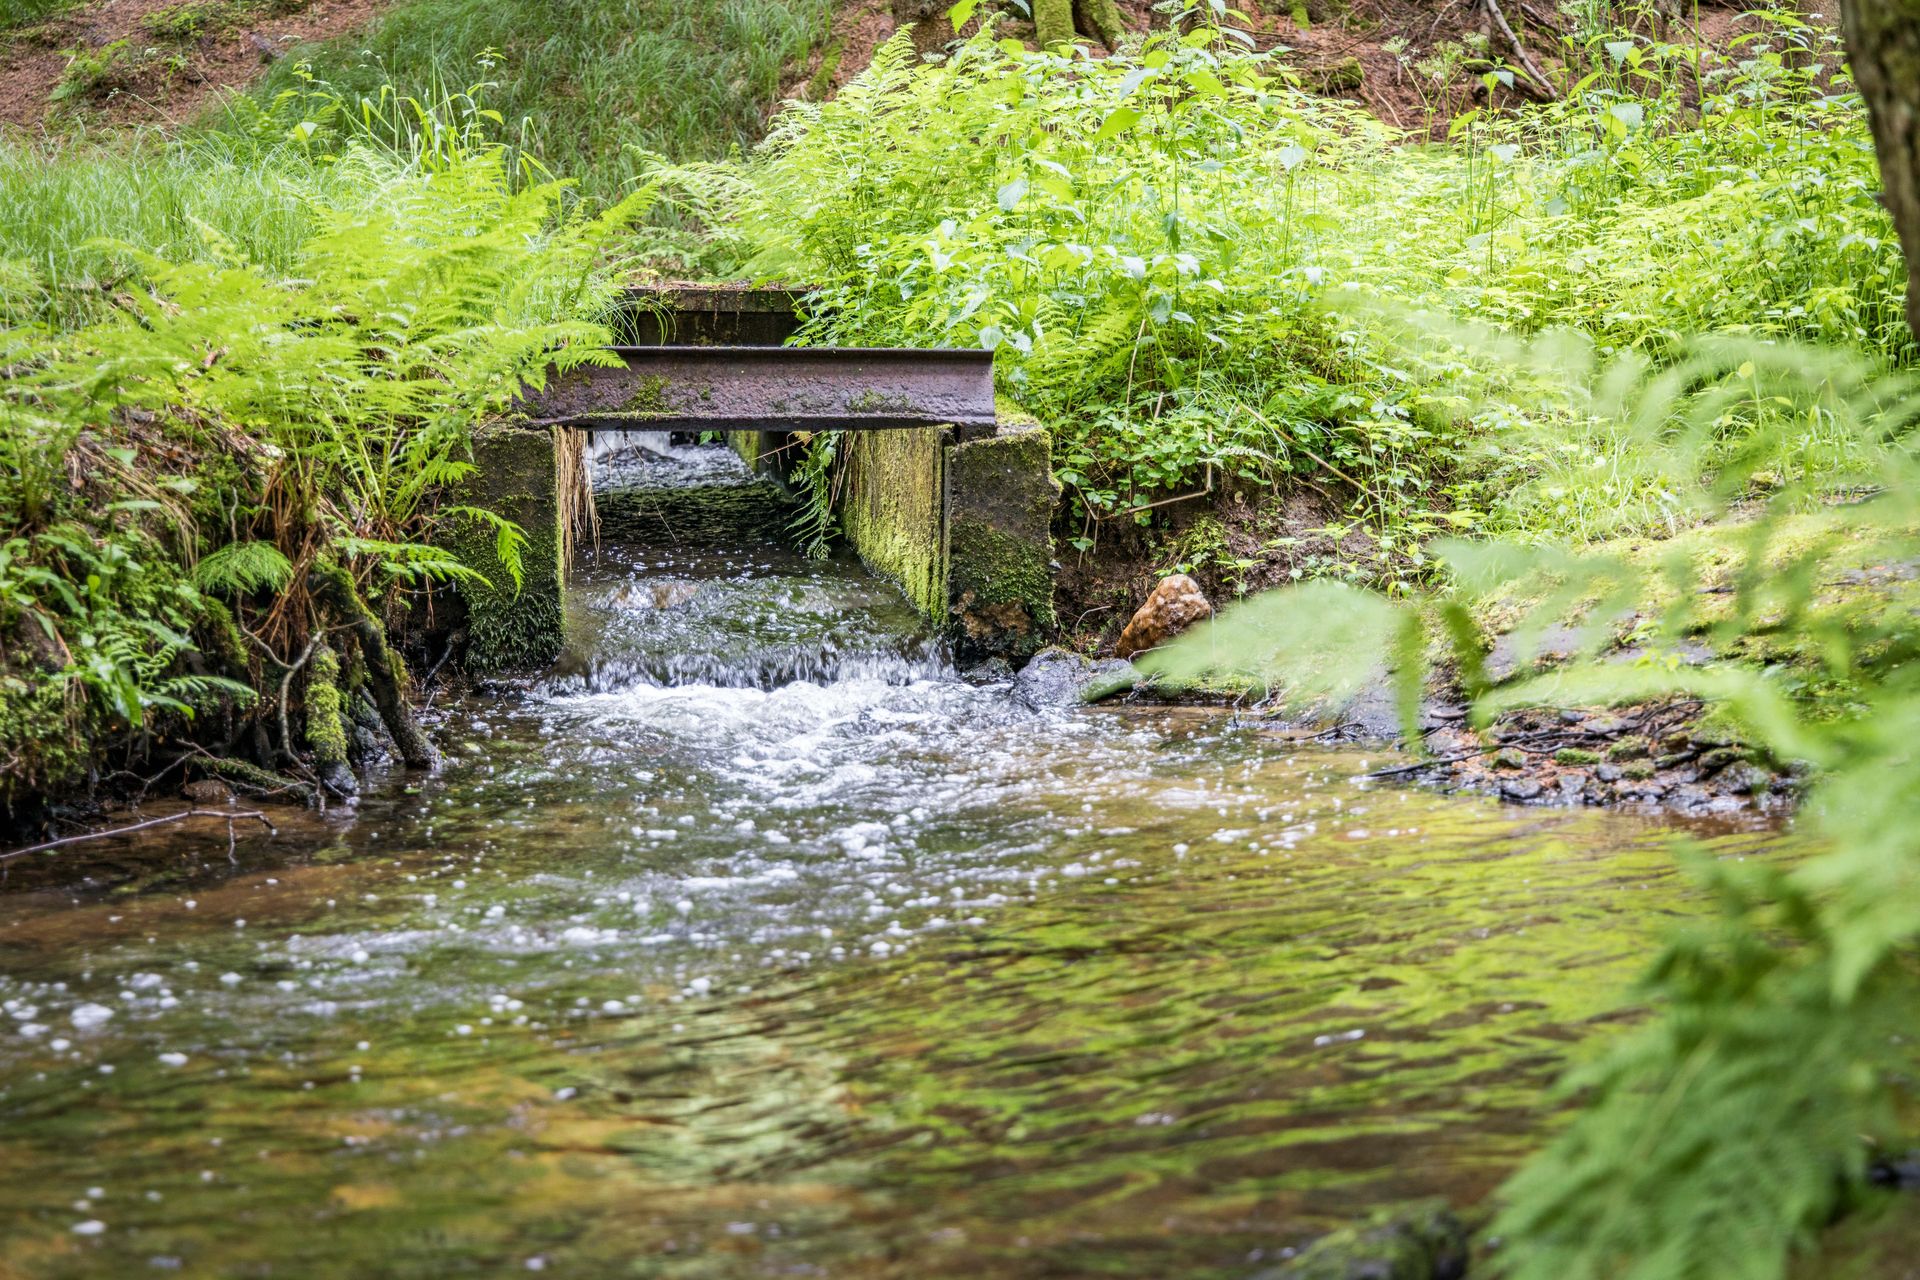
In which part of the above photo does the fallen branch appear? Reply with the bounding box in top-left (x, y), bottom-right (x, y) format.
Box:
top-left (1483, 0), bottom-right (1559, 99)
top-left (3, 808), bottom-right (278, 863)
top-left (1364, 747), bottom-right (1497, 778)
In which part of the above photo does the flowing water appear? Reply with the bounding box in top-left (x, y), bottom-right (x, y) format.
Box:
top-left (0, 443), bottom-right (1798, 1278)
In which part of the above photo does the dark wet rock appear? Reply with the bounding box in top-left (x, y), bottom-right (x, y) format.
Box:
top-left (1500, 776), bottom-right (1544, 801)
top-left (1696, 746), bottom-right (1748, 774)
top-left (351, 724), bottom-right (392, 767)
top-left (1013, 647), bottom-right (1138, 708)
top-left (1406, 695), bottom-right (1798, 816)
top-left (1114, 573), bottom-right (1212, 660)
top-left (349, 698), bottom-right (394, 767)
top-left (1250, 1200), bottom-right (1469, 1280)
top-left (1483, 624), bottom-right (1586, 682)
top-left (962, 657), bottom-right (1015, 686)
top-left (1337, 677), bottom-right (1408, 739)
top-left (1869, 1148), bottom-right (1920, 1189)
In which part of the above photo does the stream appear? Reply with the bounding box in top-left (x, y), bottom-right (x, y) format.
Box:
top-left (0, 440), bottom-right (1798, 1278)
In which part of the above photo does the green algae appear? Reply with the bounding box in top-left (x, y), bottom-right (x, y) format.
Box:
top-left (840, 426), bottom-right (948, 622)
top-left (454, 424), bottom-right (566, 672)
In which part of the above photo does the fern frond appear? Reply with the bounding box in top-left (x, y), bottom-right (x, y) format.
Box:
top-left (192, 541), bottom-right (294, 596)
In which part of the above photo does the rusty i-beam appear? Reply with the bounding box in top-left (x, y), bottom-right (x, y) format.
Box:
top-left (519, 346), bottom-right (999, 436)
top-left (455, 287), bottom-right (1059, 673)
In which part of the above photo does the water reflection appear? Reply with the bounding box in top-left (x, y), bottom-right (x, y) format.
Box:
top-left (0, 456), bottom-right (1794, 1275)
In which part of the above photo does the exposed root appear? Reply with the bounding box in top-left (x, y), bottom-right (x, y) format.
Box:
top-left (3, 807), bottom-right (278, 863)
top-left (309, 562), bottom-right (441, 770)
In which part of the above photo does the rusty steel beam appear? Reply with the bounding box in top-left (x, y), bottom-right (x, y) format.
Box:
top-left (520, 346), bottom-right (998, 433)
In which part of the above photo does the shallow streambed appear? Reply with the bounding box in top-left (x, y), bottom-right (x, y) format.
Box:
top-left (0, 454), bottom-right (1797, 1277)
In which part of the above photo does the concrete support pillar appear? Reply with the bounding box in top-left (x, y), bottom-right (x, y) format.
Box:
top-left (842, 428), bottom-right (948, 622)
top-left (943, 412), bottom-right (1059, 661)
top-left (833, 407), bottom-right (1059, 662)
top-left (455, 423), bottom-right (566, 672)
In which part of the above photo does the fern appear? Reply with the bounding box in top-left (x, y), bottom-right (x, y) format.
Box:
top-left (1143, 330), bottom-right (1920, 1280)
top-left (192, 541), bottom-right (294, 596)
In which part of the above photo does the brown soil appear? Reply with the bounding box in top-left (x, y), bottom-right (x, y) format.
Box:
top-left (1055, 480), bottom-right (1383, 652)
top-left (0, 0), bottom-right (381, 133)
top-left (785, 0), bottom-right (1775, 139)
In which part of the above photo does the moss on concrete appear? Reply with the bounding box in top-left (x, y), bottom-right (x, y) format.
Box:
top-left (841, 427), bottom-right (948, 622)
top-left (623, 374), bottom-right (671, 417)
top-left (454, 424), bottom-right (566, 672)
top-left (945, 419), bottom-right (1059, 660)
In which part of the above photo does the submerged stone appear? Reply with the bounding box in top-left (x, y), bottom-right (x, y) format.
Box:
top-left (1250, 1200), bottom-right (1469, 1280)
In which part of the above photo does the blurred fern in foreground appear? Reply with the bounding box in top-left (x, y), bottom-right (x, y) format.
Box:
top-left (1144, 329), bottom-right (1920, 1278)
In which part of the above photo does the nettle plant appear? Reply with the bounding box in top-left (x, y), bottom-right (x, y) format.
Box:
top-left (655, 2), bottom-right (1903, 577)
top-left (696, 17), bottom-right (1459, 562)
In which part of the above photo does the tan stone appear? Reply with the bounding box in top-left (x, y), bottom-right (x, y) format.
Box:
top-left (1114, 574), bottom-right (1212, 660)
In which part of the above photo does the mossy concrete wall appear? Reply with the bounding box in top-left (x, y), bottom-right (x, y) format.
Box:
top-left (832, 403), bottom-right (1058, 661)
top-left (943, 415), bottom-right (1059, 660)
top-left (454, 423), bottom-right (566, 672)
top-left (841, 428), bottom-right (948, 623)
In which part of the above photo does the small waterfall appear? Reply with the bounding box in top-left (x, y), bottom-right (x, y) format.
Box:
top-left (552, 435), bottom-right (947, 694)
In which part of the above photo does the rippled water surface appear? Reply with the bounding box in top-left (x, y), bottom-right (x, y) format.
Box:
top-left (0, 446), bottom-right (1798, 1278)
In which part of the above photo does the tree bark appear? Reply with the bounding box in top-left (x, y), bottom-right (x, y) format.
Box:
top-left (1075, 0), bottom-right (1127, 49)
top-left (1035, 0), bottom-right (1126, 50)
top-left (1841, 0), bottom-right (1920, 340)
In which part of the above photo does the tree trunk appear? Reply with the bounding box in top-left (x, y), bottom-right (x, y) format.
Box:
top-left (1841, 0), bottom-right (1920, 340)
top-left (1075, 0), bottom-right (1127, 49)
top-left (1034, 0), bottom-right (1077, 46)
top-left (1035, 0), bottom-right (1126, 50)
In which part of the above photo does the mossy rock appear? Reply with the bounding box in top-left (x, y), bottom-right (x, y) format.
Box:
top-left (1554, 747), bottom-right (1601, 766)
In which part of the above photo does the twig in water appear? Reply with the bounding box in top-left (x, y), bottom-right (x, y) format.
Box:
top-left (1364, 747), bottom-right (1496, 778)
top-left (2, 808), bottom-right (279, 863)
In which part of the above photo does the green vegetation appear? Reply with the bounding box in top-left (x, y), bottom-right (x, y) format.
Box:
top-left (0, 82), bottom-right (646, 820)
top-left (0, 0), bottom-right (77, 30)
top-left (625, 7), bottom-right (1918, 1277)
top-left (235, 0), bottom-right (836, 206)
top-left (652, 8), bottom-right (1905, 583)
top-left (5, 0), bottom-right (1920, 1276)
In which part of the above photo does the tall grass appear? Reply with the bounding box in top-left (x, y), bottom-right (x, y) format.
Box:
top-left (233, 0), bottom-right (836, 205)
top-left (0, 0), bottom-right (74, 29)
top-left (0, 132), bottom-right (354, 329)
